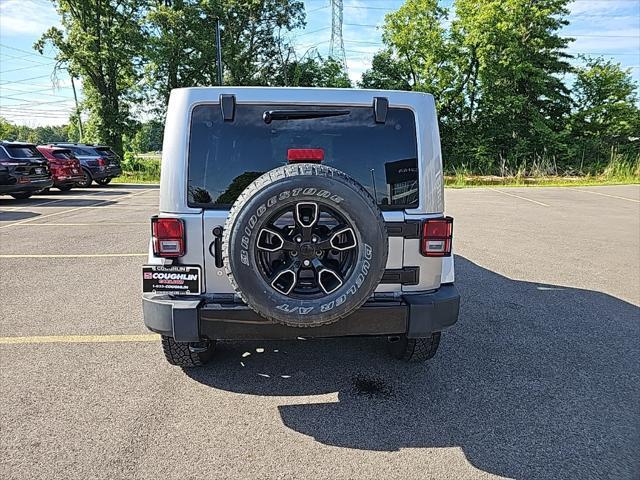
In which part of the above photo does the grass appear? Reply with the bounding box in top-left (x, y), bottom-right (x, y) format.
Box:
top-left (445, 153), bottom-right (639, 188)
top-left (110, 153), bottom-right (640, 187)
top-left (444, 174), bottom-right (639, 188)
top-left (112, 154), bottom-right (161, 184)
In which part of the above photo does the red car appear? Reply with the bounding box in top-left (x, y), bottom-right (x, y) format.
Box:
top-left (36, 145), bottom-right (85, 191)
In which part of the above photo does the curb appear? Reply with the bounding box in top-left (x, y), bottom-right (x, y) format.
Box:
top-left (111, 183), bottom-right (160, 187)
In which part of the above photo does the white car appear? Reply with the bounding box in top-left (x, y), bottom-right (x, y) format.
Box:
top-left (142, 87), bottom-right (459, 367)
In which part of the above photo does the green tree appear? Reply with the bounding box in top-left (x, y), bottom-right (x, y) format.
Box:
top-left (145, 0), bottom-right (306, 110)
top-left (128, 120), bottom-right (164, 153)
top-left (359, 50), bottom-right (412, 91)
top-left (35, 0), bottom-right (146, 157)
top-left (568, 57), bottom-right (640, 165)
top-left (0, 119), bottom-right (70, 143)
top-left (363, 0), bottom-right (575, 173)
top-left (275, 54), bottom-right (352, 88)
top-left (0, 117), bottom-right (17, 141)
top-left (455, 0), bottom-right (574, 171)
top-left (380, 0), bottom-right (454, 105)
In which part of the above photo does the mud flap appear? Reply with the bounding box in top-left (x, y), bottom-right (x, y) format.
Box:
top-left (405, 285), bottom-right (460, 338)
top-left (172, 300), bottom-right (202, 342)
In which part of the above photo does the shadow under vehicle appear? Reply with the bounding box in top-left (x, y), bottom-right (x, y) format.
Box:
top-left (186, 256), bottom-right (640, 480)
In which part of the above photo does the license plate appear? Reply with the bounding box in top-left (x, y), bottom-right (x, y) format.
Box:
top-left (72, 169), bottom-right (79, 174)
top-left (35, 168), bottom-right (44, 174)
top-left (17, 176), bottom-right (30, 184)
top-left (142, 265), bottom-right (201, 295)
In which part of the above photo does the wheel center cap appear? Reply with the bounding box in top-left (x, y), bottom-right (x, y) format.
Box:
top-left (299, 242), bottom-right (315, 258)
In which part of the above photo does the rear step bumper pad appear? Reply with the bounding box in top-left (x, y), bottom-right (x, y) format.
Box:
top-left (142, 285), bottom-right (460, 342)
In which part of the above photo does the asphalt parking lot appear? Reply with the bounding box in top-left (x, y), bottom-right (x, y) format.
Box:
top-left (1, 184), bottom-right (639, 480)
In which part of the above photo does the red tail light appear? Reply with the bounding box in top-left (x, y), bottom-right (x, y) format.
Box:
top-left (421, 217), bottom-right (453, 257)
top-left (287, 148), bottom-right (324, 162)
top-left (96, 157), bottom-right (106, 166)
top-left (152, 217), bottom-right (185, 257)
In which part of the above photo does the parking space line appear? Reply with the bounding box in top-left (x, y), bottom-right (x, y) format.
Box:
top-left (486, 187), bottom-right (550, 207)
top-left (0, 253), bottom-right (147, 258)
top-left (0, 190), bottom-right (108, 211)
top-left (573, 188), bottom-right (640, 204)
top-left (0, 334), bottom-right (159, 345)
top-left (0, 189), bottom-right (153, 229)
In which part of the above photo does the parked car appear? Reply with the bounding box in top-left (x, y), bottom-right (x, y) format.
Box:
top-left (36, 145), bottom-right (85, 192)
top-left (0, 141), bottom-right (53, 199)
top-left (52, 143), bottom-right (122, 187)
top-left (142, 87), bottom-right (460, 368)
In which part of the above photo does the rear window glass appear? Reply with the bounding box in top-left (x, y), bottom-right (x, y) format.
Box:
top-left (67, 146), bottom-right (99, 156)
top-left (53, 151), bottom-right (74, 160)
top-left (187, 104), bottom-right (419, 210)
top-left (5, 145), bottom-right (43, 159)
top-left (96, 147), bottom-right (116, 157)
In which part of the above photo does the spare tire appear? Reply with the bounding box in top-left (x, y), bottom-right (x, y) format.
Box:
top-left (222, 164), bottom-right (388, 327)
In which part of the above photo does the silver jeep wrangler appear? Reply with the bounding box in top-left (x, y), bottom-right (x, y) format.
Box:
top-left (142, 87), bottom-right (459, 367)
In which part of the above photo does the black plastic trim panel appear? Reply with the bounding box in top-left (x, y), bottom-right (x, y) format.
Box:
top-left (381, 267), bottom-right (419, 285)
top-left (385, 221), bottom-right (421, 239)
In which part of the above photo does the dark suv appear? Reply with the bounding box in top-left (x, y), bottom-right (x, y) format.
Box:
top-left (53, 143), bottom-right (122, 187)
top-left (0, 141), bottom-right (53, 199)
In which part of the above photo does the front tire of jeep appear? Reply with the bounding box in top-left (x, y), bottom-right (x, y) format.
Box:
top-left (161, 336), bottom-right (215, 367)
top-left (388, 333), bottom-right (441, 362)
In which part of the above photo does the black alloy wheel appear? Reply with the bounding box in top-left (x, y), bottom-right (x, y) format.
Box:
top-left (255, 201), bottom-right (359, 298)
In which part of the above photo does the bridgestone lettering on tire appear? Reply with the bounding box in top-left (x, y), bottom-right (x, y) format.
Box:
top-left (222, 164), bottom-right (388, 327)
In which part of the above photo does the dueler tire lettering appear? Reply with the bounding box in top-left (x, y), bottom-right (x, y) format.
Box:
top-left (222, 164), bottom-right (388, 328)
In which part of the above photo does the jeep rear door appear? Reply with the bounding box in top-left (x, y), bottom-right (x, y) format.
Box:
top-left (188, 103), bottom-right (439, 294)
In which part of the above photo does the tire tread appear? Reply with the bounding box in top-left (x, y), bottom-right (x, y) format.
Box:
top-left (161, 336), bottom-right (211, 367)
top-left (221, 164), bottom-right (388, 327)
top-left (393, 333), bottom-right (441, 362)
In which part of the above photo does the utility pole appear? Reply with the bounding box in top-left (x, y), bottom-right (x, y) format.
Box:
top-left (215, 18), bottom-right (223, 86)
top-left (70, 75), bottom-right (83, 141)
top-left (329, 0), bottom-right (347, 69)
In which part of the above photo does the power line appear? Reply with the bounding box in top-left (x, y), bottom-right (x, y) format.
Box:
top-left (306, 4), bottom-right (329, 14)
top-left (0, 74), bottom-right (59, 86)
top-left (0, 62), bottom-right (56, 75)
top-left (0, 86), bottom-right (75, 100)
top-left (568, 34), bottom-right (640, 38)
top-left (0, 111), bottom-right (73, 118)
top-left (0, 52), bottom-right (54, 66)
top-left (0, 97), bottom-right (75, 107)
top-left (0, 43), bottom-right (57, 61)
top-left (343, 4), bottom-right (393, 11)
top-left (295, 26), bottom-right (331, 37)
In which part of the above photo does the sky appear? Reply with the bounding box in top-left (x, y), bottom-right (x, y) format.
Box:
top-left (0, 0), bottom-right (638, 127)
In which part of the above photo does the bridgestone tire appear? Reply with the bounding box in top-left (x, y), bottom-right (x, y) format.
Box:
top-left (161, 336), bottom-right (215, 367)
top-left (389, 333), bottom-right (441, 362)
top-left (222, 164), bottom-right (388, 328)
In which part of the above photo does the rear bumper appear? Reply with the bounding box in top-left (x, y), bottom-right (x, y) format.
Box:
top-left (53, 174), bottom-right (85, 186)
top-left (87, 166), bottom-right (121, 179)
top-left (142, 285), bottom-right (460, 342)
top-left (0, 177), bottom-right (53, 194)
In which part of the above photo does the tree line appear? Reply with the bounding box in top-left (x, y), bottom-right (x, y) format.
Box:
top-left (6, 0), bottom-right (638, 176)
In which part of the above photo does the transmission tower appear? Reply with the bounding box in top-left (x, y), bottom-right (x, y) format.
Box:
top-left (329, 0), bottom-right (347, 68)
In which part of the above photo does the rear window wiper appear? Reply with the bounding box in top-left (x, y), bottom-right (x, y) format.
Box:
top-left (263, 109), bottom-right (350, 124)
